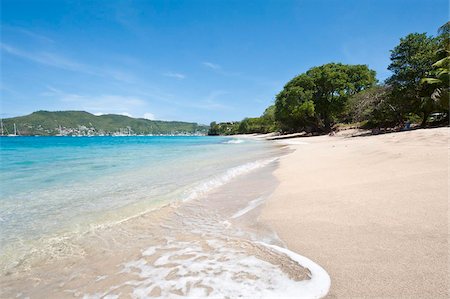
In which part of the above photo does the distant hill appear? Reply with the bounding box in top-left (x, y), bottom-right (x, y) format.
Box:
top-left (1, 111), bottom-right (208, 136)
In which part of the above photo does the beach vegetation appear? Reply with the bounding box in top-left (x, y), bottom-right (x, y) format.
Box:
top-left (208, 23), bottom-right (448, 136)
top-left (420, 22), bottom-right (450, 121)
top-left (347, 85), bottom-right (398, 128)
top-left (207, 105), bottom-right (279, 135)
top-left (274, 75), bottom-right (315, 133)
top-left (208, 121), bottom-right (239, 135)
top-left (274, 63), bottom-right (376, 132)
top-left (386, 32), bottom-right (441, 126)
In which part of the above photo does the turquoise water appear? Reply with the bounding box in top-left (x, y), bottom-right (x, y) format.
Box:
top-left (0, 136), bottom-right (279, 261)
top-left (0, 136), bottom-right (334, 299)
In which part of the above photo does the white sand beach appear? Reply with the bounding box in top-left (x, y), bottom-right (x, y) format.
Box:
top-left (260, 127), bottom-right (449, 298)
top-left (1, 128), bottom-right (448, 298)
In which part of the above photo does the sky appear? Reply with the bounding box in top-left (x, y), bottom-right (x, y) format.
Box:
top-left (1, 0), bottom-right (448, 124)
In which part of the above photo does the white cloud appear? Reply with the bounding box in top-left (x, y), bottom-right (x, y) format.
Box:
top-left (190, 90), bottom-right (230, 111)
top-left (143, 112), bottom-right (155, 120)
top-left (202, 61), bottom-right (221, 70)
top-left (3, 25), bottom-right (55, 43)
top-left (164, 72), bottom-right (186, 79)
top-left (0, 43), bottom-right (135, 83)
top-left (1, 43), bottom-right (81, 70)
top-left (42, 87), bottom-right (146, 115)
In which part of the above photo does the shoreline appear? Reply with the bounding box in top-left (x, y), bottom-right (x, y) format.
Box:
top-left (2, 137), bottom-right (332, 298)
top-left (260, 127), bottom-right (449, 298)
top-left (0, 136), bottom-right (279, 274)
top-left (2, 129), bottom-right (447, 297)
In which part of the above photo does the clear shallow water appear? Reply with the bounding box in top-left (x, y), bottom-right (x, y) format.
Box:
top-left (0, 136), bottom-right (279, 260)
top-left (0, 136), bottom-right (331, 298)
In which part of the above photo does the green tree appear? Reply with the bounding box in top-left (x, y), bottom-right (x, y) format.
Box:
top-left (275, 74), bottom-right (316, 132)
top-left (421, 22), bottom-right (450, 118)
top-left (260, 105), bottom-right (278, 132)
top-left (386, 33), bottom-right (439, 126)
top-left (275, 63), bottom-right (376, 132)
top-left (348, 85), bottom-right (398, 126)
top-left (238, 118), bottom-right (250, 133)
top-left (306, 63), bottom-right (376, 129)
top-left (208, 121), bottom-right (219, 135)
top-left (261, 105), bottom-right (275, 124)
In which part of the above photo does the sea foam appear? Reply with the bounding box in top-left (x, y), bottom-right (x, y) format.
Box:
top-left (231, 196), bottom-right (266, 219)
top-left (223, 138), bottom-right (245, 144)
top-left (84, 238), bottom-right (330, 299)
top-left (183, 157), bottom-right (278, 202)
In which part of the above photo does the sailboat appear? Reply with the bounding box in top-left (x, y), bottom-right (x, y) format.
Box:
top-left (56, 125), bottom-right (63, 136)
top-left (7, 123), bottom-right (18, 137)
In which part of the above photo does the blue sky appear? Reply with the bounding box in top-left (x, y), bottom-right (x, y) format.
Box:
top-left (1, 0), bottom-right (447, 124)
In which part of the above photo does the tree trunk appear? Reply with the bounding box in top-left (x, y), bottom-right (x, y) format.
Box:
top-left (324, 120), bottom-right (331, 132)
top-left (421, 111), bottom-right (429, 127)
top-left (322, 113), bottom-right (331, 132)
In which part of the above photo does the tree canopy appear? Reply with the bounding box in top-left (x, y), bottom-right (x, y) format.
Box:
top-left (386, 33), bottom-right (440, 125)
top-left (208, 23), bottom-right (448, 136)
top-left (421, 22), bottom-right (450, 115)
top-left (275, 63), bottom-right (376, 132)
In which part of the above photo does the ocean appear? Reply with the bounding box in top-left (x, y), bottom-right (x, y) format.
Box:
top-left (0, 136), bottom-right (330, 298)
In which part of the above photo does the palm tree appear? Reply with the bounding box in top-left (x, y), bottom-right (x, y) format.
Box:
top-left (421, 22), bottom-right (450, 113)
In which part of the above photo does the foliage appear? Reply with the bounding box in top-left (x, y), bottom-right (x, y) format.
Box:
top-left (420, 22), bottom-right (450, 117)
top-left (386, 32), bottom-right (440, 125)
top-left (260, 105), bottom-right (278, 132)
top-left (208, 121), bottom-right (239, 135)
top-left (2, 111), bottom-right (208, 136)
top-left (207, 105), bottom-right (278, 135)
top-left (239, 116), bottom-right (276, 134)
top-left (347, 85), bottom-right (398, 127)
top-left (275, 63), bottom-right (376, 132)
top-left (208, 24), bottom-right (448, 135)
top-left (274, 75), bottom-right (315, 132)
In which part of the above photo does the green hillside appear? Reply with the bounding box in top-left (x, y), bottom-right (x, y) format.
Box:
top-left (1, 111), bottom-right (208, 136)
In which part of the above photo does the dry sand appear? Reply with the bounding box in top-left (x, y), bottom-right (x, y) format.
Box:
top-left (260, 127), bottom-right (449, 298)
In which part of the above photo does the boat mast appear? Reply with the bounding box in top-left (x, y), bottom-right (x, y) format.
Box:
top-left (14, 123), bottom-right (17, 136)
top-left (0, 119), bottom-right (3, 136)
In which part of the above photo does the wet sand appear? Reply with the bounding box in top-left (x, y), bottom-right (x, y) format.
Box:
top-left (260, 127), bottom-right (449, 298)
top-left (1, 152), bottom-right (331, 298)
